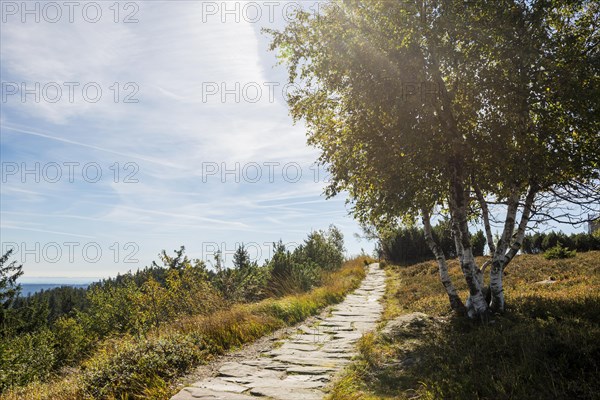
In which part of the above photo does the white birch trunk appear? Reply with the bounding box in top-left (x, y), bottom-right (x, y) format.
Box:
top-left (449, 185), bottom-right (488, 319)
top-left (504, 185), bottom-right (538, 266)
top-left (489, 188), bottom-right (522, 312)
top-left (489, 260), bottom-right (505, 313)
top-left (422, 210), bottom-right (464, 312)
top-left (490, 185), bottom-right (537, 312)
top-left (462, 246), bottom-right (489, 318)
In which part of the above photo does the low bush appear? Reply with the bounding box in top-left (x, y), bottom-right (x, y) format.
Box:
top-left (544, 244), bottom-right (576, 260)
top-left (0, 329), bottom-right (56, 391)
top-left (81, 333), bottom-right (202, 399)
top-left (52, 316), bottom-right (92, 367)
top-left (268, 226), bottom-right (346, 295)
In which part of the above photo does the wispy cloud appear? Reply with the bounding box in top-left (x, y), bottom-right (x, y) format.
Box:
top-left (2, 125), bottom-right (184, 168)
top-left (0, 1), bottom-right (366, 277)
top-left (1, 225), bottom-right (97, 240)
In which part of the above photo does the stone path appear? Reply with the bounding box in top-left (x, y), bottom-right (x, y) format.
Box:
top-left (171, 263), bottom-right (386, 400)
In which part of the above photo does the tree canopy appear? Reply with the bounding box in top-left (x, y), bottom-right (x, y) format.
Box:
top-left (269, 0), bottom-right (600, 317)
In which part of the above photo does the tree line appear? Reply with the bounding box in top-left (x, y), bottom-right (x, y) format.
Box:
top-left (521, 231), bottom-right (600, 254)
top-left (380, 221), bottom-right (486, 264)
top-left (380, 225), bottom-right (599, 264)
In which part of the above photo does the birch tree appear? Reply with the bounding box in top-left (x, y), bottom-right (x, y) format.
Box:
top-left (268, 0), bottom-right (600, 318)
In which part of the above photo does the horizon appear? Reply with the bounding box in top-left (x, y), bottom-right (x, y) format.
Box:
top-left (15, 222), bottom-right (591, 284)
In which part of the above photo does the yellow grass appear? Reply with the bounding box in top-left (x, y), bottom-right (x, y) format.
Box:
top-left (329, 252), bottom-right (600, 400)
top-left (3, 258), bottom-right (370, 400)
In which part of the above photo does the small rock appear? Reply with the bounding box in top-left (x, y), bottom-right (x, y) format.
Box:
top-left (535, 279), bottom-right (558, 285)
top-left (287, 365), bottom-right (336, 375)
top-left (191, 378), bottom-right (248, 393)
top-left (381, 312), bottom-right (433, 339)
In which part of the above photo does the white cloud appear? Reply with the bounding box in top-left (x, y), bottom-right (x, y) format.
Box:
top-left (0, 1), bottom-right (367, 277)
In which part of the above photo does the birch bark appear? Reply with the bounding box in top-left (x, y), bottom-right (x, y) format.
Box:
top-left (422, 209), bottom-right (464, 312)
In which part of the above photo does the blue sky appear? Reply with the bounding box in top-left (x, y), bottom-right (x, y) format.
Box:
top-left (0, 1), bottom-right (589, 281)
top-left (0, 1), bottom-right (372, 280)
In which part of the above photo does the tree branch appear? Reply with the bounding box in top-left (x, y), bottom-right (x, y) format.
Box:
top-left (494, 187), bottom-right (520, 260)
top-left (474, 182), bottom-right (496, 255)
top-left (504, 184), bottom-right (538, 266)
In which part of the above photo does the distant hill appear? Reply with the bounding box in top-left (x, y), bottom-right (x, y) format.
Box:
top-left (20, 283), bottom-right (89, 297)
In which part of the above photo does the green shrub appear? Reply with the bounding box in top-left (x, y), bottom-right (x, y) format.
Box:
top-left (81, 333), bottom-right (202, 399)
top-left (0, 329), bottom-right (56, 391)
top-left (52, 316), bottom-right (91, 367)
top-left (86, 275), bottom-right (142, 336)
top-left (544, 244), bottom-right (576, 260)
top-left (542, 232), bottom-right (560, 250)
top-left (267, 226), bottom-right (346, 295)
top-left (523, 231), bottom-right (599, 254)
top-left (86, 255), bottom-right (222, 337)
top-left (211, 246), bottom-right (269, 303)
top-left (381, 226), bottom-right (434, 264)
top-left (295, 225), bottom-right (345, 271)
top-left (165, 265), bottom-right (221, 316)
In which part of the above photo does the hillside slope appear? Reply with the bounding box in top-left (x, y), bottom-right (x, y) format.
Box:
top-left (329, 252), bottom-right (600, 400)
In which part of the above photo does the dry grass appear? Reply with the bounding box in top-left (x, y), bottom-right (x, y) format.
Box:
top-left (2, 258), bottom-right (369, 400)
top-left (329, 252), bottom-right (600, 400)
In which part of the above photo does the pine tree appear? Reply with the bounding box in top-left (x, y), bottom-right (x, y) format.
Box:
top-left (1, 249), bottom-right (24, 335)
